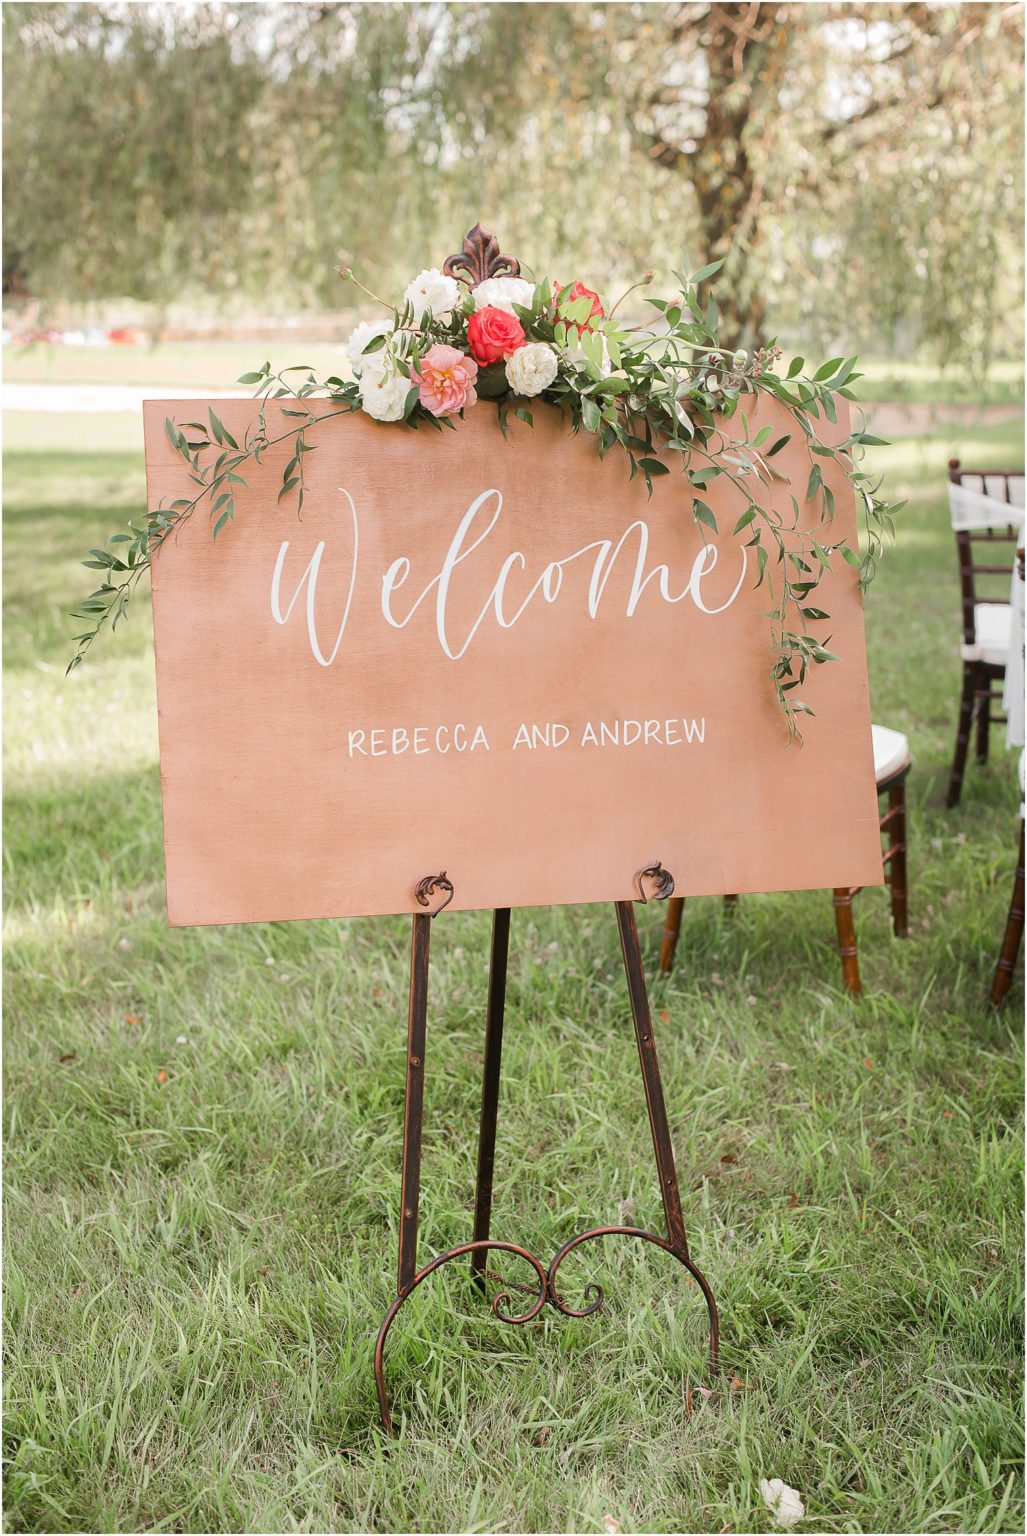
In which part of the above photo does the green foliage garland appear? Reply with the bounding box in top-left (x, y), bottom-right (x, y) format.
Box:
top-left (68, 253), bottom-right (899, 735)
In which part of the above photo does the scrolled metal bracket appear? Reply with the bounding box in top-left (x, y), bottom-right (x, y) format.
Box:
top-left (635, 861), bottom-right (676, 904)
top-left (443, 223), bottom-right (521, 289)
top-left (414, 871), bottom-right (455, 918)
top-left (375, 1227), bottom-right (718, 1433)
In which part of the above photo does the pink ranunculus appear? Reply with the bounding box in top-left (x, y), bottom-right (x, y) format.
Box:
top-left (410, 344), bottom-right (479, 417)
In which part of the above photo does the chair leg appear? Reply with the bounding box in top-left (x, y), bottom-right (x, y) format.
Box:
top-left (991, 822), bottom-right (1025, 1007)
top-left (887, 778), bottom-right (909, 938)
top-left (976, 684), bottom-right (991, 763)
top-left (658, 897), bottom-right (685, 974)
top-left (832, 888), bottom-right (862, 996)
top-left (947, 661), bottom-right (978, 808)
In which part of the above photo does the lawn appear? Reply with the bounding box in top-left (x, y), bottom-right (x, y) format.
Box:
top-left (3, 375), bottom-right (1024, 1534)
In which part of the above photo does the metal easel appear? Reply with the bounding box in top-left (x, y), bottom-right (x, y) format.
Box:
top-left (373, 864), bottom-right (719, 1433)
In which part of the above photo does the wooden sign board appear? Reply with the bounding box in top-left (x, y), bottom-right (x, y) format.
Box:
top-left (143, 398), bottom-right (883, 926)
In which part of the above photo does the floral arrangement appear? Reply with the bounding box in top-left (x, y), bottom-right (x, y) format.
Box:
top-left (68, 224), bottom-right (897, 733)
top-left (347, 267), bottom-right (595, 425)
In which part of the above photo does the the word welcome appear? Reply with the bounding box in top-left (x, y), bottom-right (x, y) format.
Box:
top-left (271, 488), bottom-right (747, 665)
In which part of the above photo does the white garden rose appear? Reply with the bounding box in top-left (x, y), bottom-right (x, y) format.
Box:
top-left (472, 276), bottom-right (536, 316)
top-left (403, 267), bottom-right (460, 323)
top-left (345, 318), bottom-right (393, 377)
top-left (504, 341), bottom-right (558, 398)
top-left (359, 363), bottom-right (410, 423)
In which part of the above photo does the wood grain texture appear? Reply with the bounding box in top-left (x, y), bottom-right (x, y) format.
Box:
top-left (143, 396), bottom-right (883, 925)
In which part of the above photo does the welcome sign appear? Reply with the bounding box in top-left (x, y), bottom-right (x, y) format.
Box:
top-left (144, 397), bottom-right (883, 925)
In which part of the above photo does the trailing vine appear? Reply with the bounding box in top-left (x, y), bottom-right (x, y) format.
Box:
top-left (68, 226), bottom-right (899, 735)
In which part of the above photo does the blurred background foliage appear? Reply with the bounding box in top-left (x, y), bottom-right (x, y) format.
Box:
top-left (3, 1), bottom-right (1024, 359)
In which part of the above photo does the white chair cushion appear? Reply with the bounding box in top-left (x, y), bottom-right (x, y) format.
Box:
top-left (872, 724), bottom-right (911, 784)
top-left (961, 602), bottom-right (1012, 665)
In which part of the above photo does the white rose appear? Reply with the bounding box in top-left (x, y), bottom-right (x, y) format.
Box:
top-left (403, 267), bottom-right (460, 323)
top-left (359, 365), bottom-right (410, 423)
top-left (760, 1479), bottom-right (805, 1528)
top-left (505, 342), bottom-right (559, 398)
top-left (472, 276), bottom-right (536, 316)
top-left (346, 319), bottom-right (393, 377)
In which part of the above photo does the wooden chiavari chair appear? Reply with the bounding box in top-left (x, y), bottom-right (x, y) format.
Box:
top-left (658, 725), bottom-right (912, 997)
top-left (946, 462), bottom-right (1024, 808)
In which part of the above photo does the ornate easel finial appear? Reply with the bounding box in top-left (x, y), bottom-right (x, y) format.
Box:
top-left (415, 871), bottom-right (455, 917)
top-left (635, 861), bottom-right (676, 903)
top-left (443, 223), bottom-right (521, 289)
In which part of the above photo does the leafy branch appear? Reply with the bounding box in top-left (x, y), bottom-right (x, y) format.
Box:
top-left (67, 258), bottom-right (900, 735)
top-left (66, 402), bottom-right (356, 674)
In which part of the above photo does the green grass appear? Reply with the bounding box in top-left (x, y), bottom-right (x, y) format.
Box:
top-left (3, 396), bottom-right (1024, 1534)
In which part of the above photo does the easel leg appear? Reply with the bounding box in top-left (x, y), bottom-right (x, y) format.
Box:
top-left (614, 900), bottom-right (719, 1367)
top-left (616, 901), bottom-right (688, 1253)
top-left (398, 913), bottom-right (431, 1294)
top-left (471, 908), bottom-right (511, 1289)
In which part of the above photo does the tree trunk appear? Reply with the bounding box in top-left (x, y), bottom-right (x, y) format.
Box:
top-left (643, 3), bottom-right (790, 350)
top-left (693, 5), bottom-right (788, 349)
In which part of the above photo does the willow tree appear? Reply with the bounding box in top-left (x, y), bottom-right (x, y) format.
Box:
top-left (619, 2), bottom-right (1026, 353)
top-left (4, 2), bottom-right (1023, 357)
top-left (1, 2), bottom-right (432, 309)
top-left (434, 1), bottom-right (1025, 354)
top-left (2, 4), bottom-right (268, 305)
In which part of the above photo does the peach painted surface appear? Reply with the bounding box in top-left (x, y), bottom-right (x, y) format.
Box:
top-left (143, 397), bottom-right (883, 926)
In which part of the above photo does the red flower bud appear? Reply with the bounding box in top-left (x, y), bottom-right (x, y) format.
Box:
top-left (551, 279), bottom-right (605, 335)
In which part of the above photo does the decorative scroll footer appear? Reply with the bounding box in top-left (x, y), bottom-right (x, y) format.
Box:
top-left (373, 869), bottom-right (719, 1434)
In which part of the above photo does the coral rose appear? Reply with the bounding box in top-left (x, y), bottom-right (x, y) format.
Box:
top-left (467, 306), bottom-right (526, 366)
top-left (410, 344), bottom-right (478, 417)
